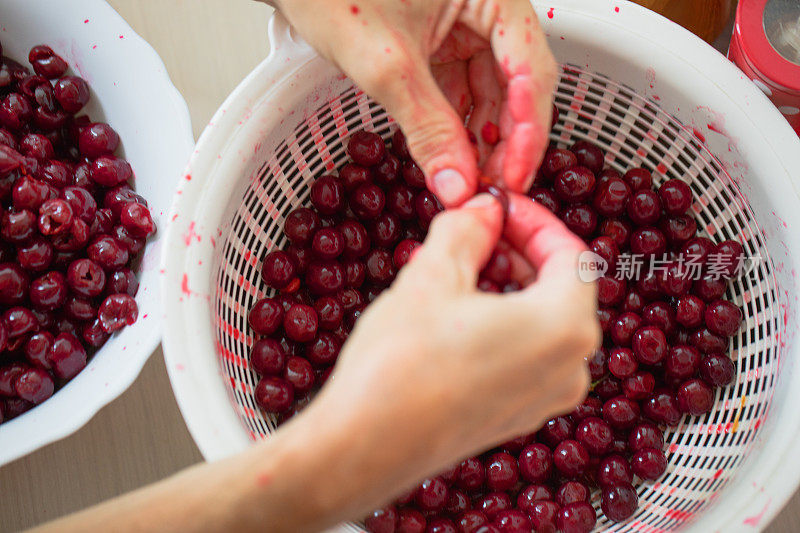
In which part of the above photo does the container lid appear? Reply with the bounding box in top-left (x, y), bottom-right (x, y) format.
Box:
top-left (736, 0), bottom-right (800, 91)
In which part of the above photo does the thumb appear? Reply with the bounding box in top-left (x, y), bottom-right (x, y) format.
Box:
top-left (362, 51), bottom-right (479, 208)
top-left (407, 194), bottom-right (503, 291)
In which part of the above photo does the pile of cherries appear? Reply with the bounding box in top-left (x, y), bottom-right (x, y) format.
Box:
top-left (247, 120), bottom-right (743, 532)
top-left (0, 42), bottom-right (153, 424)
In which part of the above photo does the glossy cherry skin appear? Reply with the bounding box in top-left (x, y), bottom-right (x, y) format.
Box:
top-left (629, 227), bottom-right (667, 257)
top-left (365, 248), bottom-right (396, 284)
top-left (29, 271), bottom-right (68, 310)
top-left (660, 215), bottom-right (697, 246)
top-left (530, 187), bottom-right (561, 213)
top-left (250, 339), bottom-right (286, 377)
top-left (14, 367), bottom-right (54, 404)
top-left (597, 454), bottom-right (633, 488)
top-left (627, 189), bottom-right (661, 226)
top-left (560, 204), bottom-right (597, 238)
top-left (593, 176), bottom-right (630, 217)
top-left (557, 501), bottom-right (596, 533)
top-left (475, 492), bottom-right (512, 520)
top-left (539, 416), bottom-right (575, 447)
top-left (66, 258), bottom-right (106, 298)
top-left (658, 178), bottom-right (692, 215)
top-left (415, 477), bottom-right (449, 512)
top-left (587, 347), bottom-right (608, 380)
top-left (393, 239), bottom-right (420, 269)
top-left (370, 212), bottom-right (402, 248)
top-left (518, 443), bottom-right (552, 483)
top-left (610, 312), bottom-right (643, 347)
top-left (414, 190), bottom-right (442, 227)
top-left (714, 240), bottom-right (745, 279)
top-left (284, 356), bottom-right (315, 394)
top-left (705, 299), bottom-right (742, 337)
top-left (492, 509), bottom-right (530, 533)
top-left (386, 184), bottom-right (416, 220)
top-left (575, 416), bottom-right (613, 455)
top-left (78, 122), bottom-right (119, 158)
top-left (24, 331), bottom-right (53, 369)
top-left (29, 45), bottom-right (68, 78)
top-left (485, 452), bottom-right (519, 491)
top-left (676, 295), bottom-right (705, 328)
top-left (631, 326), bottom-right (668, 365)
top-left (570, 140), bottom-right (604, 174)
top-left (539, 148), bottom-right (578, 182)
top-left (623, 371), bottom-right (655, 400)
top-left (401, 161), bottom-right (426, 189)
top-left (555, 166), bottom-right (595, 204)
top-left (676, 378), bottom-right (714, 415)
top-left (310, 175), bottom-right (345, 215)
top-left (48, 332), bottom-right (87, 379)
top-left (642, 389), bottom-right (682, 425)
top-left (665, 345), bottom-right (701, 380)
top-left (553, 440), bottom-right (589, 478)
top-left (365, 506), bottom-right (398, 533)
top-left (690, 327), bottom-right (727, 354)
top-left (598, 276), bottom-right (626, 307)
top-left (351, 183), bottom-right (385, 220)
top-left (284, 207), bottom-right (320, 246)
top-left (694, 276), bottom-right (728, 302)
top-left (98, 293), bottom-right (138, 332)
top-left (339, 163), bottom-right (371, 191)
top-left (311, 228), bottom-right (345, 259)
top-left (602, 483), bottom-right (638, 523)
top-left (608, 348), bottom-right (638, 379)
top-left (347, 130), bottom-right (385, 166)
top-left (398, 509), bottom-right (426, 533)
top-left (283, 303), bottom-right (318, 342)
top-left (528, 501), bottom-right (559, 533)
top-left (623, 168), bottom-right (653, 191)
top-left (701, 354), bottom-right (736, 386)
top-left (600, 218), bottom-right (632, 249)
top-left (602, 396), bottom-right (640, 429)
top-left (255, 376), bottom-right (294, 413)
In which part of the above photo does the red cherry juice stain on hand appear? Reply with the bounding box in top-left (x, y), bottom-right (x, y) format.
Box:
top-left (350, 4), bottom-right (360, 14)
top-left (481, 121), bottom-right (500, 145)
top-left (547, 7), bottom-right (555, 18)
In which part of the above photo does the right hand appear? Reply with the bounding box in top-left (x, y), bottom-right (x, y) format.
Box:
top-left (295, 192), bottom-right (600, 519)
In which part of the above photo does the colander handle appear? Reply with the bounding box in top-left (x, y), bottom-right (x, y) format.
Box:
top-left (266, 11), bottom-right (317, 66)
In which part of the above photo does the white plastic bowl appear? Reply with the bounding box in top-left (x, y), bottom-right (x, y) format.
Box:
top-left (164, 1), bottom-right (800, 531)
top-left (0, 0), bottom-right (193, 466)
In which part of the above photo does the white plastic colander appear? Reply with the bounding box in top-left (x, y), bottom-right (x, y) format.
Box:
top-left (162, 1), bottom-right (800, 531)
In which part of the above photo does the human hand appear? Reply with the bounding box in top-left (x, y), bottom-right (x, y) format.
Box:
top-left (273, 0), bottom-right (558, 207)
top-left (291, 192), bottom-right (600, 520)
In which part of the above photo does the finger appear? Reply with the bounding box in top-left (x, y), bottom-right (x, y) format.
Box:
top-left (496, 242), bottom-right (536, 286)
top-left (466, 50), bottom-right (503, 165)
top-left (503, 192), bottom-right (586, 284)
top-left (431, 61), bottom-right (473, 120)
top-left (365, 50), bottom-right (479, 208)
top-left (458, 0), bottom-right (558, 192)
top-left (407, 194), bottom-right (503, 291)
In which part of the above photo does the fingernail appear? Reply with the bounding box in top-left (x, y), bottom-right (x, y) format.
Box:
top-left (433, 169), bottom-right (468, 206)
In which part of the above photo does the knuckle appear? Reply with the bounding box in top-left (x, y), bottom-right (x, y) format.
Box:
top-left (365, 52), bottom-right (417, 97)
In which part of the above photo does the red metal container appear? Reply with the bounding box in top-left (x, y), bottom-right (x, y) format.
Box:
top-left (729, 0), bottom-right (800, 134)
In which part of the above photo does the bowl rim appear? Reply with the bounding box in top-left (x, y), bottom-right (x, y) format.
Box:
top-left (0, 0), bottom-right (194, 466)
top-left (162, 2), bottom-right (800, 531)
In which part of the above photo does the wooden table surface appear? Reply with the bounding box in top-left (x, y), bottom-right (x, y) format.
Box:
top-left (0, 1), bottom-right (797, 531)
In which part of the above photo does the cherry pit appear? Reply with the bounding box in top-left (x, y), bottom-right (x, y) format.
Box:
top-left (0, 41), bottom-right (153, 424)
top-left (247, 109), bottom-right (743, 531)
